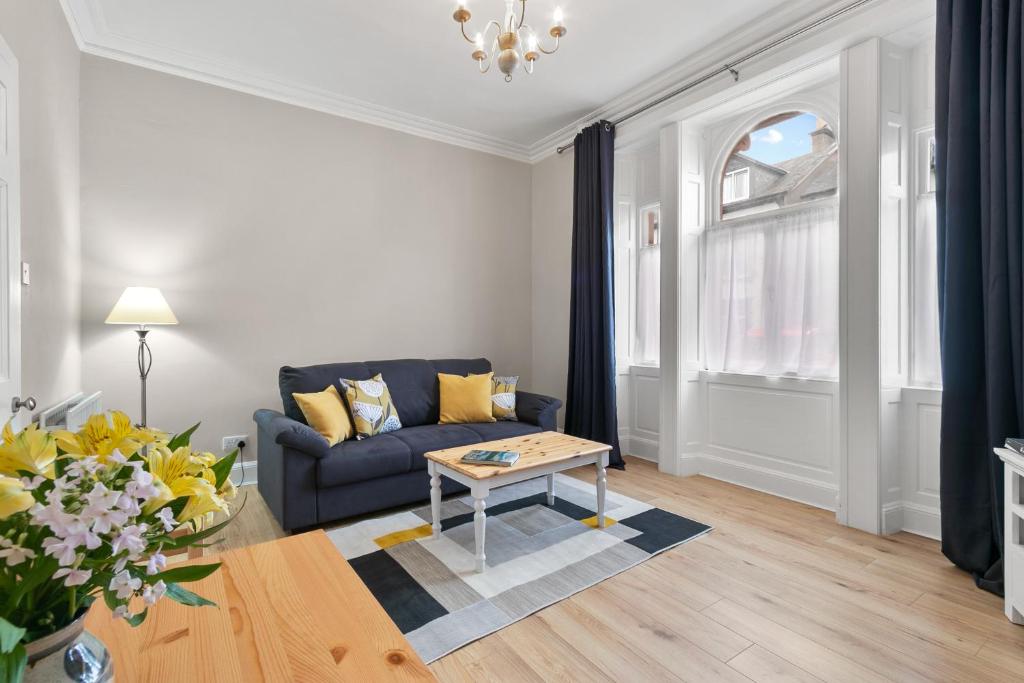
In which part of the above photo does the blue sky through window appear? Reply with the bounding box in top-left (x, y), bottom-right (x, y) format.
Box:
top-left (745, 113), bottom-right (818, 165)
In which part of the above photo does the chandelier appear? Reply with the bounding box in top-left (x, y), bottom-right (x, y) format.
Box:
top-left (452, 1), bottom-right (567, 82)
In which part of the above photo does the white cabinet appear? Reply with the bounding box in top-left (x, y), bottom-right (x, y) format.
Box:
top-left (995, 447), bottom-right (1024, 625)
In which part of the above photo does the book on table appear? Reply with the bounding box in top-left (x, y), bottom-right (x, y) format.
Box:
top-left (460, 449), bottom-right (520, 467)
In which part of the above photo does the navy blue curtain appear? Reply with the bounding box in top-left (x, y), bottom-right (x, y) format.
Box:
top-left (565, 121), bottom-right (624, 468)
top-left (936, 0), bottom-right (1023, 596)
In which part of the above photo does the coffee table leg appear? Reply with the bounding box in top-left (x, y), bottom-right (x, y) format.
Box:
top-left (472, 485), bottom-right (487, 573)
top-left (547, 473), bottom-right (555, 506)
top-left (429, 462), bottom-right (441, 540)
top-left (596, 452), bottom-right (608, 529)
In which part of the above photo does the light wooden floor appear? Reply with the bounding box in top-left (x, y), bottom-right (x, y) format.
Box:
top-left (223, 457), bottom-right (1024, 682)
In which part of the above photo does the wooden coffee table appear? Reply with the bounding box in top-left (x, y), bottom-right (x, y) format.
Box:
top-left (424, 431), bottom-right (612, 573)
top-left (84, 530), bottom-right (434, 681)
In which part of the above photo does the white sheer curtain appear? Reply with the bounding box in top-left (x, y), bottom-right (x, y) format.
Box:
top-left (703, 201), bottom-right (839, 378)
top-left (634, 245), bottom-right (660, 364)
top-left (911, 196), bottom-right (941, 385)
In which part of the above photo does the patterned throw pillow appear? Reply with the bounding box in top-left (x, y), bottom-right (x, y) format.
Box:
top-left (491, 375), bottom-right (519, 421)
top-left (339, 373), bottom-right (403, 439)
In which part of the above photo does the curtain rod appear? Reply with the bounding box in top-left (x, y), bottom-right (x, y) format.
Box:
top-left (555, 0), bottom-right (877, 155)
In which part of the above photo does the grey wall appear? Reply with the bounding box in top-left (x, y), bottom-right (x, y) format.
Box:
top-left (0, 0), bottom-right (82, 412)
top-left (80, 57), bottom-right (533, 453)
top-left (530, 150), bottom-right (574, 426)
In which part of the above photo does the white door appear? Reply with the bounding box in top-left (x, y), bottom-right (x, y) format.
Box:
top-left (0, 34), bottom-right (22, 427)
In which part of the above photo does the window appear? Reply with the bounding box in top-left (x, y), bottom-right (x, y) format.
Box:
top-left (704, 111), bottom-right (839, 378)
top-left (723, 168), bottom-right (750, 203)
top-left (911, 132), bottom-right (940, 386)
top-left (635, 204), bottom-right (660, 364)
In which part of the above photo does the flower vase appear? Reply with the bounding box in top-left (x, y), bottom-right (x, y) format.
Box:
top-left (23, 612), bottom-right (113, 683)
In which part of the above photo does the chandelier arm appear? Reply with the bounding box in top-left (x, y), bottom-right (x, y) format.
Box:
top-left (517, 0), bottom-right (527, 29)
top-left (537, 33), bottom-right (560, 55)
top-left (459, 21), bottom-right (475, 45)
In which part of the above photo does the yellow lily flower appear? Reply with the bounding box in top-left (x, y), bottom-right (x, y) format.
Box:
top-left (172, 476), bottom-right (228, 527)
top-left (0, 475), bottom-right (33, 519)
top-left (0, 421), bottom-right (57, 478)
top-left (54, 411), bottom-right (164, 464)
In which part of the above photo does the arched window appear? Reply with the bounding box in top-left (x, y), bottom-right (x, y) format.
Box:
top-left (719, 111), bottom-right (837, 220)
top-left (703, 109), bottom-right (840, 378)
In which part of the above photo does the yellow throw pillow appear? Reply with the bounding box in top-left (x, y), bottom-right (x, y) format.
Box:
top-left (439, 372), bottom-right (496, 424)
top-left (491, 375), bottom-right (519, 421)
top-left (292, 385), bottom-right (353, 446)
top-left (340, 373), bottom-right (403, 439)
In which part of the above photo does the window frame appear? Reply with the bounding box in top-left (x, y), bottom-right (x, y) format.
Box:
top-left (722, 167), bottom-right (751, 204)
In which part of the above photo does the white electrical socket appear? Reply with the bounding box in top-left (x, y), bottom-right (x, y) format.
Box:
top-left (222, 435), bottom-right (247, 453)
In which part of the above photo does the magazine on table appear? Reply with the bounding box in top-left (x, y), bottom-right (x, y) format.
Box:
top-left (461, 450), bottom-right (520, 467)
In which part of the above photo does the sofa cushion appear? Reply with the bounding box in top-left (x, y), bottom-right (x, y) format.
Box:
top-left (317, 434), bottom-right (411, 488)
top-left (281, 358), bottom-right (493, 427)
top-left (391, 424), bottom-right (483, 471)
top-left (460, 421), bottom-right (544, 442)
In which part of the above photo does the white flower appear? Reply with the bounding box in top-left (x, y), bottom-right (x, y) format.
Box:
top-left (115, 493), bottom-right (141, 516)
top-left (113, 556), bottom-right (128, 573)
top-left (154, 507), bottom-right (176, 532)
top-left (0, 538), bottom-right (36, 566)
top-left (85, 482), bottom-right (120, 509)
top-left (356, 379), bottom-right (385, 398)
top-left (19, 475), bottom-right (45, 491)
top-left (66, 456), bottom-right (100, 479)
top-left (141, 580), bottom-right (166, 606)
top-left (107, 452), bottom-right (128, 466)
top-left (30, 502), bottom-right (75, 536)
top-left (112, 605), bottom-right (130, 620)
top-left (110, 524), bottom-right (148, 557)
top-left (41, 537), bottom-right (78, 566)
top-left (125, 469), bottom-right (159, 502)
top-left (53, 566), bottom-right (92, 587)
top-left (84, 504), bottom-right (129, 535)
top-left (109, 570), bottom-right (142, 599)
top-left (60, 519), bottom-right (102, 552)
top-left (146, 552), bottom-right (166, 576)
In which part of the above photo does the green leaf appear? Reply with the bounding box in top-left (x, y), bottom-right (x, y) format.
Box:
top-left (167, 423), bottom-right (201, 451)
top-left (152, 562), bottom-right (222, 585)
top-left (164, 583), bottom-right (217, 608)
top-left (0, 644), bottom-right (26, 683)
top-left (163, 497), bottom-right (244, 549)
top-left (102, 589), bottom-right (119, 612)
top-left (124, 609), bottom-right (148, 627)
top-left (210, 449), bottom-right (237, 490)
top-left (0, 617), bottom-right (25, 654)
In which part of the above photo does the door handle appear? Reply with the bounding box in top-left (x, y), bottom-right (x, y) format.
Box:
top-left (11, 396), bottom-right (36, 413)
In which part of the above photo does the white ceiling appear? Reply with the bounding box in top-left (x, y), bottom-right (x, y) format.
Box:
top-left (62, 0), bottom-right (836, 161)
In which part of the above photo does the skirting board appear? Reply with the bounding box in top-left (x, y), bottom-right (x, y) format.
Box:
top-left (682, 452), bottom-right (839, 512)
top-left (883, 501), bottom-right (941, 540)
top-left (229, 459), bottom-right (258, 487)
top-left (621, 434), bottom-right (659, 462)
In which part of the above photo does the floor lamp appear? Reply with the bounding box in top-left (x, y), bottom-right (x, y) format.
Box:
top-left (105, 287), bottom-right (178, 427)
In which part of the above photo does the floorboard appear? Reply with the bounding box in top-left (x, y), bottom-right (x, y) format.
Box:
top-left (222, 456), bottom-right (1024, 681)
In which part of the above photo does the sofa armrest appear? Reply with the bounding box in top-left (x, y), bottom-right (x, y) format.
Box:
top-left (515, 391), bottom-right (562, 431)
top-left (253, 409), bottom-right (330, 459)
top-left (253, 409), bottom-right (326, 532)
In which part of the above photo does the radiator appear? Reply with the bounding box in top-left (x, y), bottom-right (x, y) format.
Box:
top-left (38, 391), bottom-right (104, 430)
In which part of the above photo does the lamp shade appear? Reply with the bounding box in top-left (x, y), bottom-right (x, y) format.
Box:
top-left (105, 287), bottom-right (178, 325)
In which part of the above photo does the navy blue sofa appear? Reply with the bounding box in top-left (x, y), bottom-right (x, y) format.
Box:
top-left (253, 358), bottom-right (562, 532)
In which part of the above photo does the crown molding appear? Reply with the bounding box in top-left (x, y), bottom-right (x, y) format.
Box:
top-left (58, 0), bottom-right (533, 163)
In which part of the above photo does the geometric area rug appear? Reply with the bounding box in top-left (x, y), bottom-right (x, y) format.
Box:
top-left (326, 474), bottom-right (712, 663)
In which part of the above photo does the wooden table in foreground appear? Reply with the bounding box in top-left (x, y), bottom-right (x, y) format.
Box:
top-left (84, 530), bottom-right (435, 682)
top-left (425, 431), bottom-right (612, 573)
